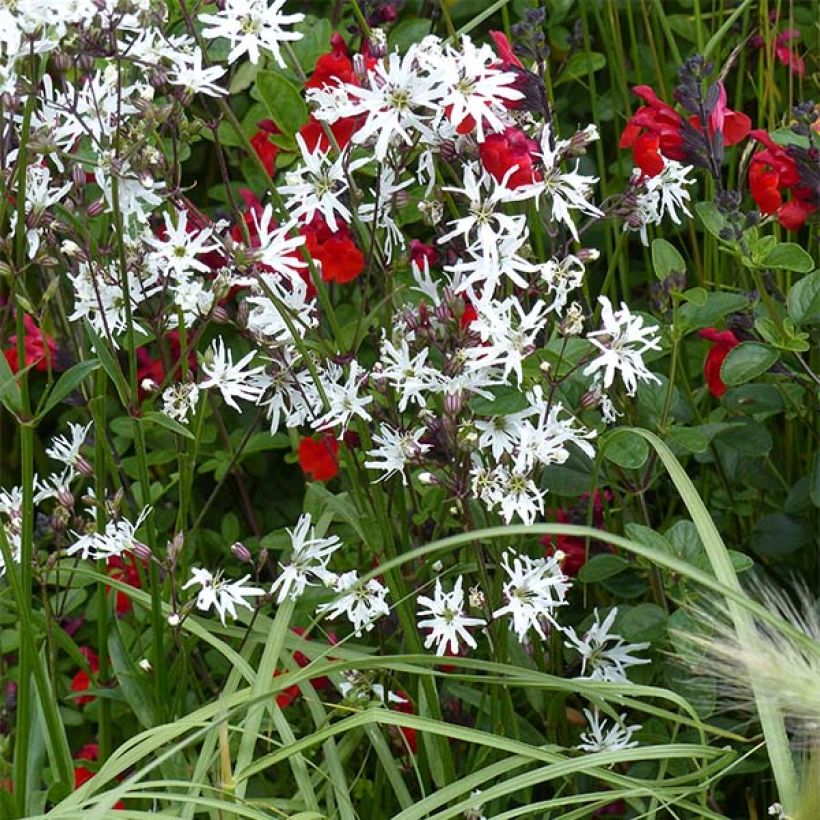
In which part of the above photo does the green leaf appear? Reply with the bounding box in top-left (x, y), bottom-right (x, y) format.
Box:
top-left (603, 429), bottom-right (649, 469)
top-left (722, 384), bottom-right (784, 417)
top-left (720, 342), bottom-right (779, 386)
top-left (388, 18), bottom-right (432, 52)
top-left (556, 51), bottom-right (606, 84)
top-left (620, 603), bottom-right (667, 642)
top-left (85, 321), bottom-right (130, 407)
top-left (577, 553), bottom-right (630, 582)
top-left (470, 385), bottom-right (529, 416)
top-left (715, 421), bottom-right (773, 457)
top-left (666, 427), bottom-right (709, 454)
top-left (787, 271), bottom-right (820, 324)
top-left (678, 291), bottom-right (748, 330)
top-left (762, 242), bottom-right (815, 273)
top-left (651, 238), bottom-right (686, 281)
top-left (140, 410), bottom-right (195, 440)
top-left (254, 71), bottom-right (307, 136)
top-left (36, 359), bottom-right (99, 420)
top-left (751, 513), bottom-right (813, 557)
top-left (229, 60), bottom-right (258, 94)
top-left (810, 451), bottom-right (820, 508)
top-left (694, 201), bottom-right (727, 240)
top-left (289, 15), bottom-right (332, 75)
top-left (108, 615), bottom-right (157, 729)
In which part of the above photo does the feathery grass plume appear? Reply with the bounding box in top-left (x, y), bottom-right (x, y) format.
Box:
top-left (674, 578), bottom-right (820, 818)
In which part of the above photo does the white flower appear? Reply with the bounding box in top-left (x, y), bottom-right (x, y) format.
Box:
top-left (182, 567), bottom-right (265, 625)
top-left (364, 425), bottom-right (430, 485)
top-left (67, 507), bottom-right (152, 560)
top-left (465, 297), bottom-right (549, 386)
top-left (145, 209), bottom-right (219, 278)
top-left (162, 382), bottom-right (200, 422)
top-left (577, 707), bottom-right (641, 753)
top-left (492, 550), bottom-right (571, 641)
top-left (564, 607), bottom-right (650, 683)
top-left (199, 0), bottom-right (304, 67)
top-left (279, 134), bottom-right (366, 231)
top-left (583, 296), bottom-right (662, 396)
top-left (377, 337), bottom-right (441, 411)
top-left (247, 205), bottom-right (308, 283)
top-left (471, 464), bottom-right (546, 526)
top-left (513, 123), bottom-right (603, 241)
top-left (433, 36), bottom-right (522, 141)
top-left (321, 45), bottom-right (442, 161)
top-left (168, 47), bottom-right (227, 97)
top-left (270, 513), bottom-right (341, 603)
top-left (417, 576), bottom-right (486, 656)
top-left (316, 570), bottom-right (390, 635)
top-left (625, 159), bottom-right (695, 245)
top-left (45, 422), bottom-right (92, 473)
top-left (439, 164), bottom-right (524, 260)
top-left (311, 360), bottom-right (373, 433)
top-left (199, 338), bottom-right (267, 411)
top-left (540, 255), bottom-right (585, 315)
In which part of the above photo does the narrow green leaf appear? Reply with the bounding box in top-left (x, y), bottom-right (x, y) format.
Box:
top-left (36, 359), bottom-right (99, 420)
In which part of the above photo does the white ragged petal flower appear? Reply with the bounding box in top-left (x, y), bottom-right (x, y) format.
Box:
top-left (66, 507), bottom-right (152, 560)
top-left (46, 421), bottom-right (92, 474)
top-left (377, 336), bottom-right (441, 412)
top-left (417, 576), bottom-right (486, 656)
top-left (624, 159), bottom-right (695, 245)
top-left (199, 0), bottom-right (304, 67)
top-left (576, 707), bottom-right (641, 753)
top-left (167, 47), bottom-right (227, 97)
top-left (270, 513), bottom-right (341, 603)
top-left (540, 254), bottom-right (586, 315)
top-left (493, 549), bottom-right (571, 641)
top-left (199, 337), bottom-right (267, 411)
top-left (311, 360), bottom-right (373, 434)
top-left (564, 607), bottom-right (650, 683)
top-left (145, 208), bottom-right (220, 278)
top-left (182, 567), bottom-right (265, 625)
top-left (583, 296), bottom-right (662, 396)
top-left (316, 570), bottom-right (390, 635)
top-left (364, 425), bottom-right (430, 485)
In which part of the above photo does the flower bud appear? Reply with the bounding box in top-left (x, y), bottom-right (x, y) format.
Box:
top-left (231, 541), bottom-right (252, 563)
top-left (132, 540), bottom-right (153, 562)
top-left (87, 199), bottom-right (105, 218)
top-left (138, 658), bottom-right (153, 673)
top-left (418, 471), bottom-right (437, 485)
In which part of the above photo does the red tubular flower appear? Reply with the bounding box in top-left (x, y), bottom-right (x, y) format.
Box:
top-left (275, 628), bottom-right (337, 707)
top-left (479, 127), bottom-right (542, 188)
top-left (391, 691), bottom-right (417, 755)
top-left (74, 744), bottom-right (124, 807)
top-left (299, 114), bottom-right (359, 153)
top-left (4, 314), bottom-right (57, 374)
top-left (699, 327), bottom-right (740, 398)
top-left (409, 239), bottom-right (437, 271)
top-left (302, 215), bottom-right (365, 285)
top-left (489, 30), bottom-right (524, 69)
top-left (541, 491), bottom-right (611, 576)
top-left (107, 554), bottom-right (144, 616)
top-left (748, 130), bottom-right (816, 229)
top-left (70, 647), bottom-right (100, 706)
top-left (305, 35), bottom-right (355, 90)
top-left (620, 83), bottom-right (749, 177)
top-left (250, 128), bottom-right (279, 177)
top-left (775, 30), bottom-right (805, 76)
top-left (298, 434), bottom-right (340, 481)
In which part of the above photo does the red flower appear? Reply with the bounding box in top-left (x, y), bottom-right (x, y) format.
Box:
top-left (409, 239), bottom-right (437, 271)
top-left (620, 83), bottom-right (749, 177)
top-left (107, 554), bottom-right (144, 616)
top-left (390, 690), bottom-right (417, 755)
top-left (275, 628), bottom-right (336, 707)
top-left (699, 327), bottom-right (740, 398)
top-left (748, 130), bottom-right (816, 230)
top-left (74, 744), bottom-right (124, 807)
top-left (541, 490), bottom-right (611, 575)
top-left (250, 127), bottom-right (279, 177)
top-left (479, 127), bottom-right (542, 188)
top-left (4, 314), bottom-right (57, 374)
top-left (305, 35), bottom-right (355, 90)
top-left (774, 30), bottom-right (805, 76)
top-left (302, 215), bottom-right (365, 285)
top-left (299, 114), bottom-right (360, 153)
top-left (489, 30), bottom-right (524, 69)
top-left (298, 434), bottom-right (340, 482)
top-left (135, 330), bottom-right (194, 397)
top-left (70, 647), bottom-right (100, 706)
